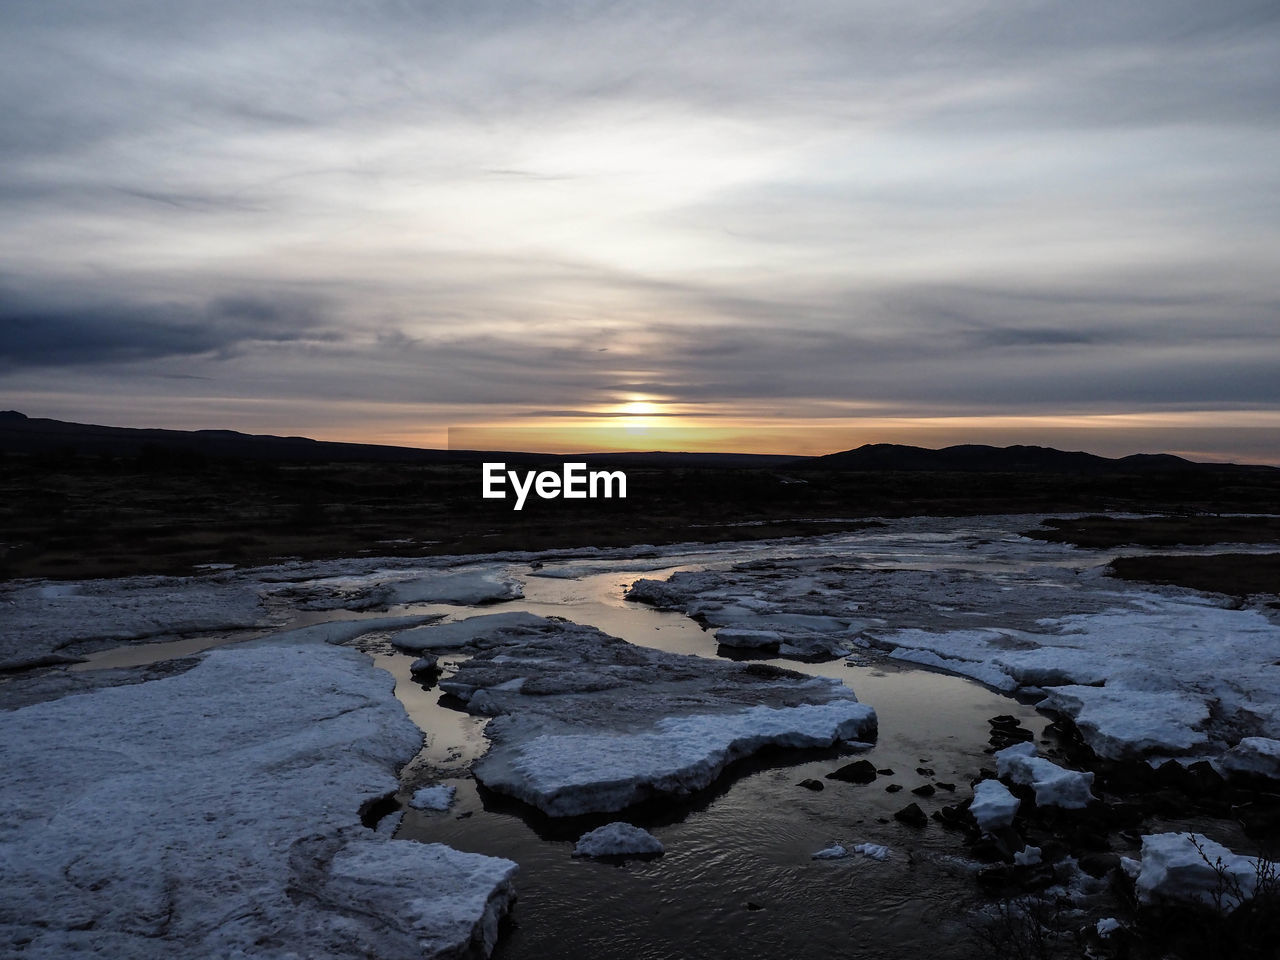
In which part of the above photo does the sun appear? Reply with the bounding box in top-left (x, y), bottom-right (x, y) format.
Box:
top-left (619, 400), bottom-right (661, 417)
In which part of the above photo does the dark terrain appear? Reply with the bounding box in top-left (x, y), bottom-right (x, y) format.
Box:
top-left (2, 412), bottom-right (1278, 581)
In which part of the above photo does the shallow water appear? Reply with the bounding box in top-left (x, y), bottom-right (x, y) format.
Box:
top-left (66, 521), bottom-right (1104, 958)
top-left (387, 558), bottom-right (1050, 960)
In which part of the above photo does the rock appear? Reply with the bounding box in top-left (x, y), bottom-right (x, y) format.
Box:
top-left (885, 784), bottom-right (903, 793)
top-left (916, 766), bottom-right (935, 776)
top-left (935, 781), bottom-right (956, 791)
top-left (911, 784), bottom-right (936, 797)
top-left (798, 778), bottom-right (825, 791)
top-left (894, 802), bottom-right (928, 827)
top-left (409, 655), bottom-right (439, 677)
top-left (976, 864), bottom-right (1018, 888)
top-left (827, 759), bottom-right (878, 784)
top-left (876, 768), bottom-right (895, 776)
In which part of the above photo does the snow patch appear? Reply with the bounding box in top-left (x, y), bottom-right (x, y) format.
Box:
top-left (1135, 833), bottom-right (1261, 911)
top-left (994, 743), bottom-right (1095, 809)
top-left (409, 784), bottom-right (457, 811)
top-left (0, 638), bottom-right (516, 958)
top-left (971, 779), bottom-right (1021, 832)
top-left (573, 823), bottom-right (664, 858)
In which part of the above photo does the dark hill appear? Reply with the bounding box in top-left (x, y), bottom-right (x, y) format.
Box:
top-left (800, 443), bottom-right (1262, 474)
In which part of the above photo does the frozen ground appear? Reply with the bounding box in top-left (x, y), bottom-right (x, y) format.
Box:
top-left (4, 513), bottom-right (1280, 960)
top-left (0, 631), bottom-right (516, 958)
top-left (422, 613), bottom-right (877, 815)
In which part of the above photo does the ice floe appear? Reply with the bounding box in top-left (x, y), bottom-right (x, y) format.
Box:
top-left (392, 611), bottom-right (551, 651)
top-left (622, 519), bottom-right (1280, 765)
top-left (811, 844), bottom-right (848, 860)
top-left (573, 823), bottom-right (665, 858)
top-left (1134, 832), bottom-right (1263, 911)
top-left (994, 743), bottom-right (1095, 809)
top-left (970, 779), bottom-right (1021, 832)
top-left (425, 614), bottom-right (877, 815)
top-left (811, 842), bottom-right (889, 861)
top-left (0, 573), bottom-right (268, 670)
top-left (0, 636), bottom-right (516, 958)
top-left (274, 564), bottom-right (523, 611)
top-left (409, 784), bottom-right (457, 811)
top-left (1217, 737), bottom-right (1280, 781)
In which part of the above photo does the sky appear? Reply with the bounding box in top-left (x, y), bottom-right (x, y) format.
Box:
top-left (1, 1), bottom-right (1278, 461)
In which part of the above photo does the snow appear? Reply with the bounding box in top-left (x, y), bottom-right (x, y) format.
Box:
top-left (1014, 846), bottom-right (1042, 866)
top-left (409, 784), bottom-right (457, 811)
top-left (620, 518), bottom-right (1280, 765)
top-left (392, 611), bottom-right (551, 651)
top-left (1037, 684), bottom-right (1210, 759)
top-left (1134, 833), bottom-right (1261, 911)
top-left (573, 823), bottom-right (665, 858)
top-left (0, 573), bottom-right (267, 670)
top-left (970, 779), bottom-right (1021, 832)
top-left (0, 637), bottom-right (517, 958)
top-left (994, 743), bottom-right (1095, 809)
top-left (272, 564), bottom-right (523, 611)
top-left (812, 842), bottom-right (888, 861)
top-left (853, 843), bottom-right (891, 861)
top-left (715, 627), bottom-right (786, 650)
top-left (812, 845), bottom-right (847, 860)
top-left (1096, 917), bottom-right (1121, 937)
top-left (483, 700), bottom-right (877, 816)
top-left (425, 614), bottom-right (876, 816)
top-left (1217, 737), bottom-right (1280, 780)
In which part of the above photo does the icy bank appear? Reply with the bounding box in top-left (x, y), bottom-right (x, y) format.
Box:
top-left (622, 525), bottom-right (1280, 765)
top-left (1134, 833), bottom-right (1262, 910)
top-left (392, 611), bottom-right (550, 651)
top-left (0, 637), bottom-right (516, 958)
top-left (430, 615), bottom-right (877, 816)
top-left (0, 573), bottom-right (268, 671)
top-left (274, 564), bottom-right (523, 611)
top-left (1217, 737), bottom-right (1280, 781)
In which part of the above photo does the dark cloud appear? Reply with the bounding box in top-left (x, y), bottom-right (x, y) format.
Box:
top-left (0, 291), bottom-right (330, 368)
top-left (0, 1), bottom-right (1277, 455)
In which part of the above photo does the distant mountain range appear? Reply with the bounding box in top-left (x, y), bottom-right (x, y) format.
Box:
top-left (796, 442), bottom-right (1259, 474)
top-left (0, 411), bottom-right (1271, 473)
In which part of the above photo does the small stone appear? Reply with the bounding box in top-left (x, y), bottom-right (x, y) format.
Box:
top-left (1077, 852), bottom-right (1121, 878)
top-left (894, 802), bottom-right (928, 827)
top-left (916, 767), bottom-right (935, 777)
top-left (885, 784), bottom-right (903, 793)
top-left (911, 784), bottom-right (935, 798)
top-left (798, 778), bottom-right (824, 791)
top-left (826, 759), bottom-right (878, 784)
top-left (935, 782), bottom-right (956, 791)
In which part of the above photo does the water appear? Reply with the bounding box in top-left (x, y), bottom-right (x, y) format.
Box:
top-left (69, 524), bottom-right (1072, 958)
top-left (382, 560), bottom-right (1048, 960)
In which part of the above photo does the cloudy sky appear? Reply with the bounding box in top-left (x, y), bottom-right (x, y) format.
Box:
top-left (2, 1), bottom-right (1278, 460)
